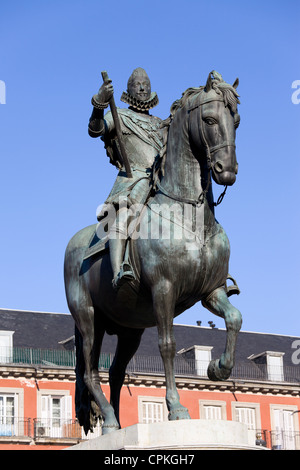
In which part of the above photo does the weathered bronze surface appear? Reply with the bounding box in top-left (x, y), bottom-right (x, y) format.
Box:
top-left (64, 70), bottom-right (242, 434)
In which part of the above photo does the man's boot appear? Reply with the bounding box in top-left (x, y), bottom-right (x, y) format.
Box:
top-left (109, 207), bottom-right (135, 290)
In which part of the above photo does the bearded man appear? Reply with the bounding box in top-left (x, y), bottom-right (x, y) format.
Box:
top-left (88, 68), bottom-right (164, 290)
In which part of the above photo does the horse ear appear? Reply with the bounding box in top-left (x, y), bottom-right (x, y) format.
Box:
top-left (232, 78), bottom-right (239, 89)
top-left (205, 72), bottom-right (213, 92)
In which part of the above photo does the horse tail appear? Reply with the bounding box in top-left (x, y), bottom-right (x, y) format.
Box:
top-left (74, 326), bottom-right (101, 435)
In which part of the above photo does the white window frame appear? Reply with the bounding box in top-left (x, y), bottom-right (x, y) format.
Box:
top-left (248, 350), bottom-right (285, 382)
top-left (231, 402), bottom-right (261, 431)
top-left (266, 352), bottom-right (284, 382)
top-left (177, 345), bottom-right (213, 376)
top-left (37, 390), bottom-right (72, 438)
top-left (199, 400), bottom-right (227, 420)
top-left (0, 387), bottom-right (24, 437)
top-left (270, 404), bottom-right (299, 450)
top-left (138, 396), bottom-right (168, 424)
top-left (0, 330), bottom-right (14, 363)
top-left (194, 346), bottom-right (213, 376)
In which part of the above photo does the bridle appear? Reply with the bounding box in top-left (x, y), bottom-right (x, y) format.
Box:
top-left (156, 90), bottom-right (236, 207)
top-left (189, 91), bottom-right (236, 175)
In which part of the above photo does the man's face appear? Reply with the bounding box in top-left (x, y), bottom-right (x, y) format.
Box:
top-left (128, 74), bottom-right (151, 101)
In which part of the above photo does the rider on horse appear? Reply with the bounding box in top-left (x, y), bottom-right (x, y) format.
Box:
top-left (88, 68), bottom-right (164, 290)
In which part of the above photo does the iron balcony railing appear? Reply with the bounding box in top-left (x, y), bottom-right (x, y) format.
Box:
top-left (33, 418), bottom-right (82, 440)
top-left (269, 430), bottom-right (300, 450)
top-left (0, 416), bottom-right (99, 442)
top-left (0, 417), bottom-right (31, 438)
top-left (0, 346), bottom-right (300, 383)
top-left (252, 429), bottom-right (300, 450)
top-left (33, 418), bottom-right (102, 441)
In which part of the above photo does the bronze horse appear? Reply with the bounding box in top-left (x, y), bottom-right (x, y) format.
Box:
top-left (64, 71), bottom-right (242, 435)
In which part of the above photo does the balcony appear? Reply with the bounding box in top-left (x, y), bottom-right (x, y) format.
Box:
top-left (0, 416), bottom-right (101, 446)
top-left (33, 418), bottom-right (83, 444)
top-left (0, 346), bottom-right (300, 384)
top-left (0, 417), bottom-right (32, 444)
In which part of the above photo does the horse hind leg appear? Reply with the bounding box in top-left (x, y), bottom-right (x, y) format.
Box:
top-left (74, 306), bottom-right (119, 435)
top-left (202, 286), bottom-right (242, 381)
top-left (109, 329), bottom-right (144, 427)
top-left (74, 325), bottom-right (101, 434)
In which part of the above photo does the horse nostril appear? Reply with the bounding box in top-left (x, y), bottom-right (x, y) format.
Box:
top-left (214, 161), bottom-right (223, 173)
top-left (235, 163), bottom-right (238, 174)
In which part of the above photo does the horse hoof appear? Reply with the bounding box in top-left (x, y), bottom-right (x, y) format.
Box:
top-left (102, 424), bottom-right (120, 435)
top-left (207, 359), bottom-right (231, 381)
top-left (168, 406), bottom-right (191, 421)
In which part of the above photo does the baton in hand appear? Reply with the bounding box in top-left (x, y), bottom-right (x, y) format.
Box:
top-left (101, 71), bottom-right (133, 178)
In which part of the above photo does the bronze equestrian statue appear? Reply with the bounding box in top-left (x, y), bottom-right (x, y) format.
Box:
top-left (64, 69), bottom-right (242, 435)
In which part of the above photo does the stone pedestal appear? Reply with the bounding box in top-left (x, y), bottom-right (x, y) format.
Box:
top-left (67, 420), bottom-right (267, 450)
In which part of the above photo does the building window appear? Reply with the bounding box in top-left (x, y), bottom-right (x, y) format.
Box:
top-left (37, 391), bottom-right (72, 438)
top-left (235, 407), bottom-right (256, 429)
top-left (199, 400), bottom-right (226, 420)
top-left (0, 388), bottom-right (24, 437)
top-left (0, 330), bottom-right (14, 363)
top-left (248, 351), bottom-right (285, 382)
top-left (177, 345), bottom-right (213, 376)
top-left (267, 353), bottom-right (284, 382)
top-left (232, 402), bottom-right (261, 431)
top-left (195, 347), bottom-right (213, 376)
top-left (0, 395), bottom-right (16, 436)
top-left (270, 405), bottom-right (299, 450)
top-left (138, 397), bottom-right (167, 424)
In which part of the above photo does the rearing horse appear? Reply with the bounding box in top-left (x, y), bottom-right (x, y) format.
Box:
top-left (64, 71), bottom-right (242, 435)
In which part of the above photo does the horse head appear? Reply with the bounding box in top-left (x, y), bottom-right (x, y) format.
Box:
top-left (188, 71), bottom-right (240, 188)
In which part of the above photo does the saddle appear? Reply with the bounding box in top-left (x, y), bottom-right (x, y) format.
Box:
top-left (83, 223), bottom-right (141, 291)
top-left (83, 223), bottom-right (109, 260)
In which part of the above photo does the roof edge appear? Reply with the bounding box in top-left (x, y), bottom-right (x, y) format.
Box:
top-left (0, 307), bottom-right (70, 316)
top-left (173, 323), bottom-right (300, 339)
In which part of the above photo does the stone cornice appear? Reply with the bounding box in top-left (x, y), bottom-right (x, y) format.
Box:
top-left (0, 364), bottom-right (76, 382)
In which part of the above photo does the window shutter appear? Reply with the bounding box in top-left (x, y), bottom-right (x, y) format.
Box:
top-left (41, 395), bottom-right (50, 425)
top-left (63, 396), bottom-right (72, 421)
top-left (235, 407), bottom-right (256, 430)
top-left (203, 405), bottom-right (222, 420)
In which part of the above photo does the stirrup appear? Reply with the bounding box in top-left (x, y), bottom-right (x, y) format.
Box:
top-left (225, 274), bottom-right (240, 297)
top-left (112, 262), bottom-right (135, 291)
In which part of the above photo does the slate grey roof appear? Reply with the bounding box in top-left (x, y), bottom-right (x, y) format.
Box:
top-left (0, 308), bottom-right (298, 369)
top-left (0, 309), bottom-right (74, 350)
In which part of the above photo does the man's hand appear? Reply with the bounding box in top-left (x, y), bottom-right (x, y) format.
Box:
top-left (97, 80), bottom-right (114, 104)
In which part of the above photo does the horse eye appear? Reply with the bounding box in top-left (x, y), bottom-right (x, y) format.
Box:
top-left (204, 117), bottom-right (217, 126)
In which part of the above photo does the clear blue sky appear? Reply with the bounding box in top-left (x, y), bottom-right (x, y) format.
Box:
top-left (0, 0), bottom-right (299, 336)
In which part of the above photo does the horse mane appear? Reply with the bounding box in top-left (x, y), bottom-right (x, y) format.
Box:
top-left (152, 88), bottom-right (203, 187)
top-left (152, 72), bottom-right (240, 189)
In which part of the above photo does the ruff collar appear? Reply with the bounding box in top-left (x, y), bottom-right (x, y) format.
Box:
top-left (120, 91), bottom-right (159, 111)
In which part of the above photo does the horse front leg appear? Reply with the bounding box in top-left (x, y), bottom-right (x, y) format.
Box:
top-left (152, 280), bottom-right (191, 421)
top-left (202, 286), bottom-right (242, 381)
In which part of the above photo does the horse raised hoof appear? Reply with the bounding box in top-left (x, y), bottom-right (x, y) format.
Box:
top-left (207, 359), bottom-right (232, 381)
